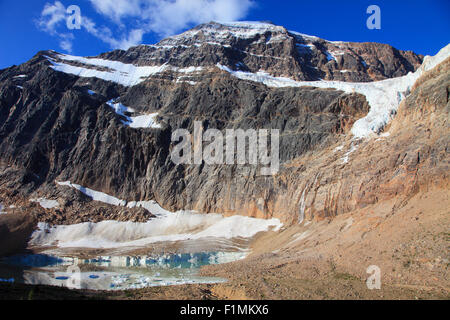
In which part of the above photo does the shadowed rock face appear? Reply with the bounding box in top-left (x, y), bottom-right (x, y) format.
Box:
top-left (0, 22), bottom-right (444, 224)
top-left (0, 213), bottom-right (36, 256)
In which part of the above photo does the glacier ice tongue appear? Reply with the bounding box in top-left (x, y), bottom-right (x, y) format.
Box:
top-left (217, 44), bottom-right (450, 138)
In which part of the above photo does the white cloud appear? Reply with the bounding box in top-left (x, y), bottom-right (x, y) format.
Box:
top-left (118, 29), bottom-right (145, 49)
top-left (82, 16), bottom-right (144, 49)
top-left (38, 1), bottom-right (66, 35)
top-left (88, 0), bottom-right (142, 23)
top-left (59, 34), bottom-right (75, 53)
top-left (37, 1), bottom-right (144, 51)
top-left (37, 1), bottom-right (74, 52)
top-left (145, 0), bottom-right (255, 36)
top-left (38, 0), bottom-right (254, 52)
top-left (89, 0), bottom-right (255, 37)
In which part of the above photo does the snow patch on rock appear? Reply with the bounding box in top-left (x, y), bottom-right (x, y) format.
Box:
top-left (56, 180), bottom-right (191, 217)
top-left (106, 99), bottom-right (161, 129)
top-left (47, 54), bottom-right (204, 87)
top-left (30, 198), bottom-right (59, 209)
top-left (56, 181), bottom-right (127, 207)
top-left (341, 143), bottom-right (358, 164)
top-left (217, 44), bottom-right (450, 138)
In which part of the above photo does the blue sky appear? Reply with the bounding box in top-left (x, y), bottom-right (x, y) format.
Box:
top-left (0, 0), bottom-right (449, 69)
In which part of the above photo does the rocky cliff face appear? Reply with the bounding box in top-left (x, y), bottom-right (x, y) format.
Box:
top-left (100, 21), bottom-right (423, 82)
top-left (0, 21), bottom-right (446, 225)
